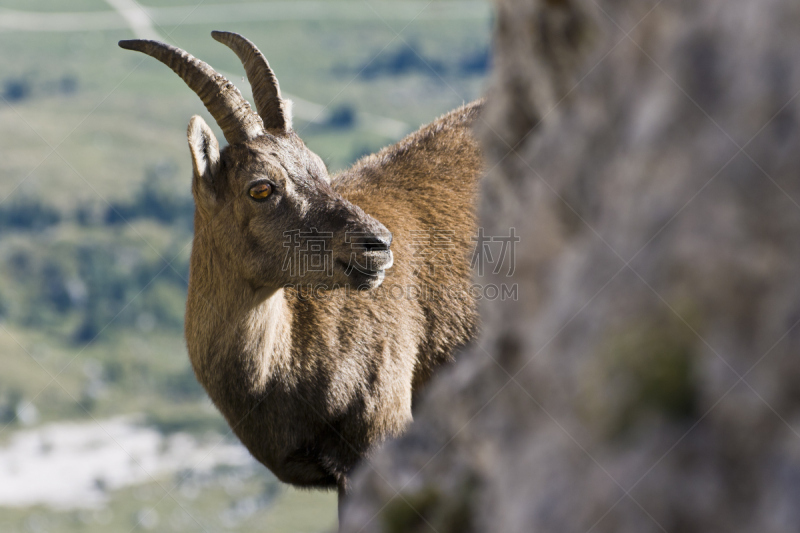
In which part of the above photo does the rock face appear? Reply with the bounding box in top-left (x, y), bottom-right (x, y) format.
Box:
top-left (341, 0), bottom-right (800, 532)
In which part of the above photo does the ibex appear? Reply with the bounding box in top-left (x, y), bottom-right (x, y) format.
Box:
top-left (119, 32), bottom-right (483, 501)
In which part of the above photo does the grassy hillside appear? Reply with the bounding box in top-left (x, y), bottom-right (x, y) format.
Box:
top-left (0, 1), bottom-right (491, 531)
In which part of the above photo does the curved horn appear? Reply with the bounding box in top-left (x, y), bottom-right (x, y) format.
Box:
top-left (118, 39), bottom-right (264, 144)
top-left (210, 31), bottom-right (291, 132)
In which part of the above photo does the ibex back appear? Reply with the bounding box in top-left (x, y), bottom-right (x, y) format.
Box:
top-left (119, 32), bottom-right (483, 494)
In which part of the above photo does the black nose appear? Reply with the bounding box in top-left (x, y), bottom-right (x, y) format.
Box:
top-left (362, 233), bottom-right (392, 251)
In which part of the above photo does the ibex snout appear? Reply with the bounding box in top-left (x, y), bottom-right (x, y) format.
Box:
top-left (338, 216), bottom-right (393, 290)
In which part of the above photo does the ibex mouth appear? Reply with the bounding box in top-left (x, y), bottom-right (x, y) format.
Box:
top-left (336, 249), bottom-right (393, 289)
top-left (335, 231), bottom-right (393, 288)
top-left (362, 249), bottom-right (394, 272)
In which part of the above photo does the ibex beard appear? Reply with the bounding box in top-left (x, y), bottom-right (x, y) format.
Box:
top-left (119, 31), bottom-right (483, 504)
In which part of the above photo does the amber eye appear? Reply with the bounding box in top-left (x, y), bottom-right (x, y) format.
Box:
top-left (249, 182), bottom-right (273, 201)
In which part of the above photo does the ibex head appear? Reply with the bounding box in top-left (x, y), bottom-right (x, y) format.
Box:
top-left (119, 32), bottom-right (392, 291)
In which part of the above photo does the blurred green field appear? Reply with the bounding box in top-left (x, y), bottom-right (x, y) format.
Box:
top-left (0, 3), bottom-right (490, 205)
top-left (0, 0), bottom-right (491, 531)
top-left (0, 481), bottom-right (338, 533)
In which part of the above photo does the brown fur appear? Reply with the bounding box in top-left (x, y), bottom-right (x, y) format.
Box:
top-left (184, 101), bottom-right (484, 493)
top-left (120, 30), bottom-right (484, 495)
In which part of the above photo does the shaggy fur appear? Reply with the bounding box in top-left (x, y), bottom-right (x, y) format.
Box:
top-left (185, 103), bottom-right (484, 492)
top-left (120, 33), bottom-right (484, 495)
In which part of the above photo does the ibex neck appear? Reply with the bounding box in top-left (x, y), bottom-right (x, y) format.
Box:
top-left (184, 237), bottom-right (290, 400)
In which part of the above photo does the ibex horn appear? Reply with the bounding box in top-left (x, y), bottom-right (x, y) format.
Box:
top-left (118, 39), bottom-right (265, 145)
top-left (210, 31), bottom-right (291, 132)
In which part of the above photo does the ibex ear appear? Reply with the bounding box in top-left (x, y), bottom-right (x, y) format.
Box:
top-left (187, 115), bottom-right (220, 194)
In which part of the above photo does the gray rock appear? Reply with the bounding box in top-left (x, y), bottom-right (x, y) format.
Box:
top-left (342, 0), bottom-right (800, 531)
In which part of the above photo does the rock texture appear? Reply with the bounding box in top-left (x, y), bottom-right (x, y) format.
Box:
top-left (342, 0), bottom-right (800, 532)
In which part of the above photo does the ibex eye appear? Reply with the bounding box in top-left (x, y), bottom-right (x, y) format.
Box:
top-left (249, 183), bottom-right (272, 201)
